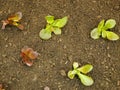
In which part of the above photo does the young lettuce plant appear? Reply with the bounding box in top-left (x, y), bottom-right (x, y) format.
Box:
top-left (68, 62), bottom-right (94, 86)
top-left (20, 46), bottom-right (38, 66)
top-left (1, 12), bottom-right (24, 30)
top-left (39, 15), bottom-right (68, 40)
top-left (91, 19), bottom-right (119, 41)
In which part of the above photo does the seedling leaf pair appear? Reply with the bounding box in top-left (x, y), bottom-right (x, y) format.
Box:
top-left (91, 19), bottom-right (119, 41)
top-left (68, 62), bottom-right (94, 86)
top-left (39, 15), bottom-right (68, 40)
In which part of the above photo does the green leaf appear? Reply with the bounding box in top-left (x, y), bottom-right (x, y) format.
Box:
top-left (45, 24), bottom-right (53, 31)
top-left (102, 30), bottom-right (107, 38)
top-left (39, 29), bottom-right (52, 40)
top-left (52, 16), bottom-right (68, 28)
top-left (68, 70), bottom-right (76, 79)
top-left (77, 64), bottom-right (93, 74)
top-left (73, 62), bottom-right (79, 69)
top-left (106, 31), bottom-right (119, 41)
top-left (98, 20), bottom-right (105, 32)
top-left (78, 73), bottom-right (94, 86)
top-left (90, 28), bottom-right (100, 39)
top-left (53, 28), bottom-right (61, 35)
top-left (104, 19), bottom-right (116, 29)
top-left (45, 15), bottom-right (54, 24)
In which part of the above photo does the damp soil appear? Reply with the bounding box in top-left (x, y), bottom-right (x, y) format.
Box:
top-left (0, 0), bottom-right (120, 90)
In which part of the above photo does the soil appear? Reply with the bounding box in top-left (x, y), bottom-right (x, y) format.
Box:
top-left (0, 0), bottom-right (120, 90)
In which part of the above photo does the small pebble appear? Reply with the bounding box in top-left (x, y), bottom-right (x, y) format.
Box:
top-left (97, 15), bottom-right (102, 19)
top-left (44, 86), bottom-right (50, 90)
top-left (4, 37), bottom-right (8, 41)
top-left (60, 70), bottom-right (66, 76)
top-left (107, 46), bottom-right (109, 50)
top-left (2, 54), bottom-right (7, 58)
top-left (107, 53), bottom-right (110, 58)
top-left (114, 5), bottom-right (120, 10)
top-left (9, 43), bottom-right (12, 47)
top-left (5, 44), bottom-right (8, 48)
top-left (57, 38), bottom-right (62, 43)
top-left (92, 0), bottom-right (96, 3)
top-left (0, 11), bottom-right (3, 14)
top-left (32, 74), bottom-right (37, 81)
top-left (105, 66), bottom-right (108, 69)
top-left (63, 45), bottom-right (67, 49)
top-left (117, 80), bottom-right (120, 86)
top-left (68, 55), bottom-right (73, 61)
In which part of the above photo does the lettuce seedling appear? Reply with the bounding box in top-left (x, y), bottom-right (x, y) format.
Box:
top-left (39, 15), bottom-right (68, 40)
top-left (20, 46), bottom-right (38, 66)
top-left (1, 12), bottom-right (24, 30)
top-left (68, 62), bottom-right (94, 86)
top-left (90, 19), bottom-right (119, 41)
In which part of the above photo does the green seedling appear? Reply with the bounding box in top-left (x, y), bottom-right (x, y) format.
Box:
top-left (90, 19), bottom-right (119, 41)
top-left (68, 62), bottom-right (94, 86)
top-left (39, 15), bottom-right (68, 40)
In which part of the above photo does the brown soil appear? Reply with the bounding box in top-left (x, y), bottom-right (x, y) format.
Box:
top-left (0, 0), bottom-right (120, 90)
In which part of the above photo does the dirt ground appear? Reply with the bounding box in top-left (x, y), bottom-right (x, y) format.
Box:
top-left (0, 0), bottom-right (120, 90)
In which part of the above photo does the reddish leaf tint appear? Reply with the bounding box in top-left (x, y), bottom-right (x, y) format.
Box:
top-left (20, 46), bottom-right (38, 66)
top-left (1, 12), bottom-right (24, 30)
top-left (8, 12), bottom-right (22, 21)
top-left (0, 83), bottom-right (5, 90)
